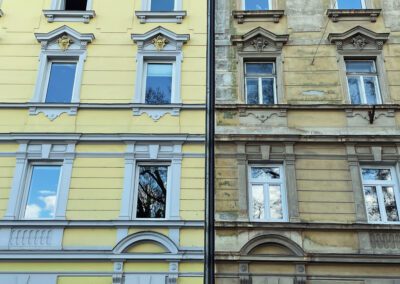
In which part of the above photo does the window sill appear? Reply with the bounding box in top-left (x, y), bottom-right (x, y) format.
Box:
top-left (29, 104), bottom-right (78, 121)
top-left (326, 9), bottom-right (381, 22)
top-left (135, 11), bottom-right (187, 24)
top-left (232, 10), bottom-right (284, 24)
top-left (132, 105), bottom-right (181, 121)
top-left (43, 10), bottom-right (96, 23)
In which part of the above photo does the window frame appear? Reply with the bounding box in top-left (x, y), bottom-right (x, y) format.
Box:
top-left (20, 162), bottom-right (63, 220)
top-left (148, 0), bottom-right (176, 11)
top-left (52, 0), bottom-right (92, 11)
top-left (242, 0), bottom-right (272, 10)
top-left (248, 164), bottom-right (288, 222)
top-left (335, 0), bottom-right (366, 9)
top-left (142, 61), bottom-right (176, 105)
top-left (244, 61), bottom-right (277, 105)
top-left (360, 165), bottom-right (400, 224)
top-left (133, 162), bottom-right (172, 220)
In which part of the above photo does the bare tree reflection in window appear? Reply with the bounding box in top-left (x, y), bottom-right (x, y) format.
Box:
top-left (362, 169), bottom-right (391, 181)
top-left (136, 166), bottom-right (168, 218)
top-left (383, 187), bottom-right (400, 222)
top-left (251, 167), bottom-right (280, 179)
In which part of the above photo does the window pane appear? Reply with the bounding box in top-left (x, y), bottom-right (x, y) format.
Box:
top-left (382, 187), bottom-right (400, 222)
top-left (364, 76), bottom-right (379, 104)
top-left (252, 185), bottom-right (264, 219)
top-left (251, 167), bottom-right (280, 180)
top-left (347, 77), bottom-right (362, 104)
top-left (364, 186), bottom-right (381, 222)
top-left (337, 0), bottom-right (363, 9)
top-left (262, 78), bottom-right (275, 105)
top-left (24, 166), bottom-right (61, 219)
top-left (137, 166), bottom-right (168, 218)
top-left (245, 63), bottom-right (274, 75)
top-left (269, 185), bottom-right (283, 220)
top-left (362, 169), bottom-right (392, 181)
top-left (346, 61), bottom-right (375, 73)
top-left (45, 63), bottom-right (76, 103)
top-left (246, 78), bottom-right (259, 104)
top-left (65, 0), bottom-right (87, 10)
top-left (245, 0), bottom-right (269, 10)
top-left (145, 63), bottom-right (172, 104)
top-left (151, 0), bottom-right (174, 11)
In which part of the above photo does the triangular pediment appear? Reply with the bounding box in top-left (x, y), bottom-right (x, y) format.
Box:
top-left (131, 26), bottom-right (190, 52)
top-left (35, 25), bottom-right (95, 51)
top-left (231, 27), bottom-right (289, 52)
top-left (328, 26), bottom-right (389, 51)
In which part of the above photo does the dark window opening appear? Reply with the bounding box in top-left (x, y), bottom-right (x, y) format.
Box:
top-left (64, 0), bottom-right (88, 11)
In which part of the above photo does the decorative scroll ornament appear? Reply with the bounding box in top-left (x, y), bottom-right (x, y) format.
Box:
top-left (352, 35), bottom-right (367, 50)
top-left (251, 36), bottom-right (269, 52)
top-left (57, 35), bottom-right (73, 51)
top-left (152, 35), bottom-right (169, 51)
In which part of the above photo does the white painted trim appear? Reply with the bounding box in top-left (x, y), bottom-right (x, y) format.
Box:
top-left (51, 0), bottom-right (93, 10)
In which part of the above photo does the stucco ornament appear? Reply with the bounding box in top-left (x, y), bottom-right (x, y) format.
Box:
top-left (152, 35), bottom-right (169, 51)
top-left (57, 35), bottom-right (73, 51)
top-left (352, 35), bottom-right (367, 50)
top-left (251, 36), bottom-right (269, 52)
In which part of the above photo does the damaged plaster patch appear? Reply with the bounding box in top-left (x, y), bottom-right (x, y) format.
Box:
top-left (302, 90), bottom-right (326, 96)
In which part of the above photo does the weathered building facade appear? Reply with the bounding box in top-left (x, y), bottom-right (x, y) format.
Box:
top-left (0, 0), bottom-right (206, 283)
top-left (215, 0), bottom-right (400, 283)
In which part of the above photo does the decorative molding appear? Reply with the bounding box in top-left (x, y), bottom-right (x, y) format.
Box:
top-left (43, 10), bottom-right (96, 23)
top-left (135, 11), bottom-right (187, 24)
top-left (240, 234), bottom-right (304, 256)
top-left (132, 107), bottom-right (180, 121)
top-left (113, 232), bottom-right (179, 254)
top-left (232, 10), bottom-right (284, 24)
top-left (231, 27), bottom-right (289, 52)
top-left (29, 107), bottom-right (78, 121)
top-left (57, 35), bottom-right (73, 51)
top-left (0, 228), bottom-right (63, 250)
top-left (238, 109), bottom-right (287, 123)
top-left (326, 9), bottom-right (381, 22)
top-left (370, 232), bottom-right (400, 250)
top-left (112, 262), bottom-right (124, 284)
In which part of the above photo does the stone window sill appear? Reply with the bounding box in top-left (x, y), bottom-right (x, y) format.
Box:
top-left (29, 104), bottom-right (78, 121)
top-left (232, 10), bottom-right (284, 24)
top-left (326, 9), bottom-right (381, 22)
top-left (135, 11), bottom-right (187, 24)
top-left (132, 105), bottom-right (181, 121)
top-left (43, 10), bottom-right (96, 23)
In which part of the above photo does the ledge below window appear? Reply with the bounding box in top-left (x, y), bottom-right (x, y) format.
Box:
top-left (43, 10), bottom-right (96, 23)
top-left (132, 105), bottom-right (181, 121)
top-left (135, 11), bottom-right (187, 24)
top-left (232, 10), bottom-right (284, 24)
top-left (326, 9), bottom-right (381, 22)
top-left (29, 105), bottom-right (78, 121)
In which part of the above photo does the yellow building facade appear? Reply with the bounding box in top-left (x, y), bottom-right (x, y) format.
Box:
top-left (0, 0), bottom-right (206, 283)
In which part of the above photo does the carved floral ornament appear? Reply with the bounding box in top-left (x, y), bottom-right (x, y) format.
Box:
top-left (152, 35), bottom-right (169, 51)
top-left (57, 35), bottom-right (74, 51)
top-left (251, 36), bottom-right (269, 52)
top-left (352, 35), bottom-right (368, 50)
top-left (231, 27), bottom-right (289, 52)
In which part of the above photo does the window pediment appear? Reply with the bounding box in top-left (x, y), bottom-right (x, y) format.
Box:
top-left (131, 26), bottom-right (189, 52)
top-left (231, 27), bottom-right (289, 52)
top-left (328, 26), bottom-right (389, 52)
top-left (35, 25), bottom-right (95, 51)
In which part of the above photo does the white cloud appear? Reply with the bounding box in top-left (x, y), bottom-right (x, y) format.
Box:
top-left (24, 204), bottom-right (41, 219)
top-left (39, 195), bottom-right (57, 217)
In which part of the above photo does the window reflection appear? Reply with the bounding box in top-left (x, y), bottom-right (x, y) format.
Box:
top-left (145, 63), bottom-right (173, 104)
top-left (45, 62), bottom-right (77, 103)
top-left (151, 0), bottom-right (174, 11)
top-left (337, 0), bottom-right (364, 9)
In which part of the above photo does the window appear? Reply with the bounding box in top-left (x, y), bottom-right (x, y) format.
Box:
top-left (150, 0), bottom-right (174, 11)
top-left (144, 63), bottom-right (174, 104)
top-left (45, 61), bottom-right (77, 103)
top-left (136, 165), bottom-right (170, 219)
top-left (346, 60), bottom-right (381, 105)
top-left (361, 167), bottom-right (400, 224)
top-left (245, 62), bottom-right (276, 105)
top-left (43, 0), bottom-right (94, 23)
top-left (243, 0), bottom-right (271, 10)
top-left (336, 0), bottom-right (365, 9)
top-left (23, 165), bottom-right (61, 220)
top-left (63, 0), bottom-right (88, 10)
top-left (249, 165), bottom-right (287, 222)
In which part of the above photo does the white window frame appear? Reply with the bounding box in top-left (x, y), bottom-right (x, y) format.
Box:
top-left (335, 0), bottom-right (366, 9)
top-left (248, 164), bottom-right (288, 222)
top-left (244, 62), bottom-right (277, 105)
top-left (20, 162), bottom-right (63, 220)
top-left (51, 0), bottom-right (93, 10)
top-left (345, 59), bottom-right (382, 105)
top-left (242, 0), bottom-right (272, 10)
top-left (132, 162), bottom-right (172, 220)
top-left (360, 166), bottom-right (400, 224)
top-left (142, 61), bottom-right (176, 104)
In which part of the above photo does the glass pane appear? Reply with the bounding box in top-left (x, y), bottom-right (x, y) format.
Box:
top-left (364, 76), bottom-right (379, 104)
top-left (269, 185), bottom-right (283, 220)
top-left (24, 166), bottom-right (61, 219)
top-left (362, 168), bottom-right (392, 181)
top-left (65, 0), bottom-right (87, 10)
top-left (246, 78), bottom-right (259, 104)
top-left (337, 0), bottom-right (363, 9)
top-left (245, 0), bottom-right (269, 10)
top-left (252, 185), bottom-right (264, 219)
top-left (137, 166), bottom-right (168, 218)
top-left (245, 63), bottom-right (274, 75)
top-left (346, 61), bottom-right (375, 73)
top-left (251, 167), bottom-right (280, 180)
top-left (45, 63), bottom-right (76, 103)
top-left (383, 187), bottom-right (400, 222)
top-left (151, 0), bottom-right (174, 11)
top-left (262, 78), bottom-right (275, 105)
top-left (145, 63), bottom-right (172, 104)
top-left (364, 186), bottom-right (381, 222)
top-left (347, 77), bottom-right (361, 104)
